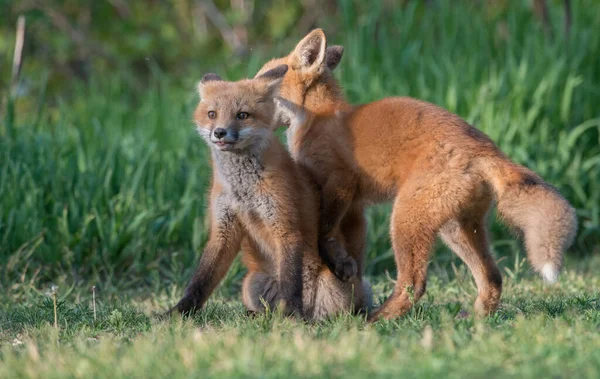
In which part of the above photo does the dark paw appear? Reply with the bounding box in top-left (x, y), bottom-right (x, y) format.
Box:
top-left (333, 255), bottom-right (358, 282)
top-left (366, 308), bottom-right (382, 323)
top-left (320, 238), bottom-right (358, 282)
top-left (276, 299), bottom-right (305, 319)
top-left (170, 295), bottom-right (201, 317)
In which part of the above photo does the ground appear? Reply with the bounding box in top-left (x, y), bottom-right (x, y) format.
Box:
top-left (2, 255), bottom-right (599, 378)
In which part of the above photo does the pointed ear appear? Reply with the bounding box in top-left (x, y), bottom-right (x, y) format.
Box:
top-left (201, 73), bottom-right (222, 84)
top-left (293, 29), bottom-right (327, 72)
top-left (256, 64), bottom-right (288, 97)
top-left (197, 73), bottom-right (222, 97)
top-left (256, 64), bottom-right (288, 82)
top-left (326, 45), bottom-right (344, 70)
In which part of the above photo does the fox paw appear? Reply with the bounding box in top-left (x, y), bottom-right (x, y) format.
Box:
top-left (275, 298), bottom-right (305, 319)
top-left (366, 308), bottom-right (382, 323)
top-left (332, 255), bottom-right (358, 282)
top-left (273, 96), bottom-right (291, 113)
top-left (274, 96), bottom-right (304, 126)
top-left (320, 238), bottom-right (358, 282)
top-left (169, 295), bottom-right (201, 317)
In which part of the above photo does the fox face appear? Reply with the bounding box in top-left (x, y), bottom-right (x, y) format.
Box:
top-left (194, 65), bottom-right (288, 152)
top-left (255, 29), bottom-right (343, 118)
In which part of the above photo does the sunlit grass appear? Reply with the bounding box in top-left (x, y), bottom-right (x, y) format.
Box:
top-left (1, 256), bottom-right (599, 378)
top-left (1, 1), bottom-right (599, 376)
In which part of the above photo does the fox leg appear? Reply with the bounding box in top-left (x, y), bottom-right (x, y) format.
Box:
top-left (368, 185), bottom-right (459, 322)
top-left (276, 97), bottom-right (359, 282)
top-left (311, 269), bottom-right (373, 320)
top-left (318, 175), bottom-right (359, 282)
top-left (339, 204), bottom-right (367, 277)
top-left (439, 190), bottom-right (503, 317)
top-left (274, 96), bottom-right (306, 129)
top-left (274, 237), bottom-right (305, 317)
top-left (340, 204), bottom-right (373, 314)
top-left (242, 271), bottom-right (280, 313)
top-left (171, 200), bottom-right (243, 315)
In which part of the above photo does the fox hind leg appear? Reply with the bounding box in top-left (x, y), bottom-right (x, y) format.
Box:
top-left (439, 189), bottom-right (503, 317)
top-left (311, 270), bottom-right (372, 320)
top-left (368, 194), bottom-right (445, 321)
top-left (367, 173), bottom-right (478, 322)
top-left (242, 271), bottom-right (279, 313)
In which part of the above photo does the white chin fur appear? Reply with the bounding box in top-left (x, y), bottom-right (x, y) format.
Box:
top-left (541, 263), bottom-right (559, 284)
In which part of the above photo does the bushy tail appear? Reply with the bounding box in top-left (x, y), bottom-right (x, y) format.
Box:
top-left (479, 156), bottom-right (577, 283)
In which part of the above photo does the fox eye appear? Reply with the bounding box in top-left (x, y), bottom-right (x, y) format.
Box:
top-left (208, 111), bottom-right (216, 119)
top-left (236, 112), bottom-right (249, 120)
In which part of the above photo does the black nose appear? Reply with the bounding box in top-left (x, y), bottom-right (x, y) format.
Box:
top-left (213, 128), bottom-right (227, 139)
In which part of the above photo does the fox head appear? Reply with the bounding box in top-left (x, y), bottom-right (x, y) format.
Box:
top-left (255, 29), bottom-right (344, 118)
top-left (194, 65), bottom-right (288, 152)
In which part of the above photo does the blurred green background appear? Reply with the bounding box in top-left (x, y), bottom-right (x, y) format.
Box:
top-left (1, 0), bottom-right (599, 297)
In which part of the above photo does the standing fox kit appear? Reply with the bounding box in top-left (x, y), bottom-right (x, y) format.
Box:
top-left (172, 64), bottom-right (371, 319)
top-left (259, 29), bottom-right (578, 321)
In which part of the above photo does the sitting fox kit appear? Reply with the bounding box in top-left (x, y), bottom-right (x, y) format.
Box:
top-left (172, 65), bottom-right (371, 319)
top-left (257, 29), bottom-right (578, 321)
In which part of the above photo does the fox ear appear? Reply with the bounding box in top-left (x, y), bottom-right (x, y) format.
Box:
top-left (256, 64), bottom-right (288, 82)
top-left (200, 73), bottom-right (222, 84)
top-left (256, 64), bottom-right (288, 96)
top-left (293, 28), bottom-right (327, 72)
top-left (197, 73), bottom-right (222, 98)
top-left (326, 45), bottom-right (344, 71)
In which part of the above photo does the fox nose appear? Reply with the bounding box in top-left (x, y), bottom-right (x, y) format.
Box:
top-left (213, 128), bottom-right (227, 139)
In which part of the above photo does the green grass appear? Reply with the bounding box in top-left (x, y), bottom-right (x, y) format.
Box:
top-left (1, 0), bottom-right (600, 377)
top-left (2, 257), bottom-right (600, 378)
top-left (1, 1), bottom-right (599, 284)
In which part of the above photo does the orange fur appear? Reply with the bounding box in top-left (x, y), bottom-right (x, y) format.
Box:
top-left (171, 65), bottom-right (371, 319)
top-left (258, 29), bottom-right (577, 321)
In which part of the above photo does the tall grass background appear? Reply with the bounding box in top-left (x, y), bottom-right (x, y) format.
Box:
top-left (1, 0), bottom-right (599, 299)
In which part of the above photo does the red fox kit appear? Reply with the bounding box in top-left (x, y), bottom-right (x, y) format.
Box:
top-left (171, 65), bottom-right (371, 319)
top-left (257, 29), bottom-right (577, 321)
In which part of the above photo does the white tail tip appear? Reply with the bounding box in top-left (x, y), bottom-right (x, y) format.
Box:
top-left (541, 263), bottom-right (559, 284)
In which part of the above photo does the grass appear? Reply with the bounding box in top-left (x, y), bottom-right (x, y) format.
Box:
top-left (1, 256), bottom-right (600, 378)
top-left (1, 0), bottom-right (600, 377)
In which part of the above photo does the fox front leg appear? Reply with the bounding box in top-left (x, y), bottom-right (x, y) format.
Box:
top-left (274, 96), bottom-right (312, 133)
top-left (318, 175), bottom-right (358, 282)
top-left (171, 204), bottom-right (243, 316)
top-left (275, 238), bottom-right (305, 317)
